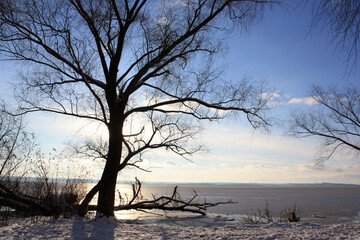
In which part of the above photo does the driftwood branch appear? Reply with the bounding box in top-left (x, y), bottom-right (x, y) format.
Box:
top-left (86, 179), bottom-right (234, 216)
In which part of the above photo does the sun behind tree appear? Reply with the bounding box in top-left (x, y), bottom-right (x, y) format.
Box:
top-left (0, 0), bottom-right (272, 217)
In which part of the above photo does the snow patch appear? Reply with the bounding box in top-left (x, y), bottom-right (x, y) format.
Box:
top-left (1, 217), bottom-right (360, 239)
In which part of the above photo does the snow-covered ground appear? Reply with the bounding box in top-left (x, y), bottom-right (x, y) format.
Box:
top-left (1, 216), bottom-right (360, 239)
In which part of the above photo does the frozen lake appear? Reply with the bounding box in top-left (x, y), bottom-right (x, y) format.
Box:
top-left (87, 183), bottom-right (360, 224)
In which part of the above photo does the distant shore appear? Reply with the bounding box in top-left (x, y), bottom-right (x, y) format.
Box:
top-left (10, 176), bottom-right (360, 188)
top-left (110, 181), bottom-right (360, 188)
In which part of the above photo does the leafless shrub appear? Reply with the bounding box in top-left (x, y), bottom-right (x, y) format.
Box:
top-left (242, 202), bottom-right (300, 224)
top-left (242, 201), bottom-right (274, 224)
top-left (279, 207), bottom-right (300, 223)
top-left (0, 177), bottom-right (87, 222)
top-left (0, 142), bottom-right (87, 221)
top-left (0, 206), bottom-right (13, 225)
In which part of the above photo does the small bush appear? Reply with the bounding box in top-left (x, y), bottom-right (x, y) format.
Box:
top-left (279, 207), bottom-right (300, 223)
top-left (242, 202), bottom-right (300, 224)
top-left (0, 177), bottom-right (86, 223)
top-left (242, 202), bottom-right (274, 224)
top-left (32, 178), bottom-right (86, 218)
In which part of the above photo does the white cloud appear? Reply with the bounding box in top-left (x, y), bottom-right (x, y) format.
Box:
top-left (163, 0), bottom-right (188, 7)
top-left (288, 97), bottom-right (317, 105)
top-left (203, 123), bottom-right (317, 161)
top-left (262, 91), bottom-right (284, 107)
top-left (132, 121), bottom-right (360, 184)
top-left (138, 161), bottom-right (360, 184)
top-left (261, 92), bottom-right (281, 99)
top-left (155, 16), bottom-right (170, 26)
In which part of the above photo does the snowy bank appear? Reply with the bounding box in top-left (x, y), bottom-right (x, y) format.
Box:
top-left (1, 216), bottom-right (360, 239)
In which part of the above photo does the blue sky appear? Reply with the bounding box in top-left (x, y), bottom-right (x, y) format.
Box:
top-left (1, 2), bottom-right (360, 184)
top-left (133, 2), bottom-right (360, 184)
top-left (228, 4), bottom-right (360, 94)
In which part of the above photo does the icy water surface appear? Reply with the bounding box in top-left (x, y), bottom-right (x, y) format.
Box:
top-left (87, 184), bottom-right (360, 224)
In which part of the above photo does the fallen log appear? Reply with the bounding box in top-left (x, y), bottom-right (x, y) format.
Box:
top-left (86, 183), bottom-right (234, 216)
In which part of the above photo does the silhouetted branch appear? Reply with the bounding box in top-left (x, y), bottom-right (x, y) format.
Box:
top-left (307, 0), bottom-right (360, 73)
top-left (290, 86), bottom-right (360, 163)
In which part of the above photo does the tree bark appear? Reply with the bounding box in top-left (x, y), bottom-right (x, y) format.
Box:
top-left (96, 113), bottom-right (123, 216)
top-left (78, 182), bottom-right (100, 216)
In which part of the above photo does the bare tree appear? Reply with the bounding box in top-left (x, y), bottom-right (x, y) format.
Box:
top-left (306, 0), bottom-right (360, 72)
top-left (0, 0), bottom-right (272, 217)
top-left (290, 86), bottom-right (360, 164)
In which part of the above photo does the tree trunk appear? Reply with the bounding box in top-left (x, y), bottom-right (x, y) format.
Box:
top-left (78, 182), bottom-right (100, 216)
top-left (96, 118), bottom-right (123, 217)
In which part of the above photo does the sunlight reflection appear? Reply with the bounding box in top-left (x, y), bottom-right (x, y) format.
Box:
top-left (115, 209), bottom-right (143, 220)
